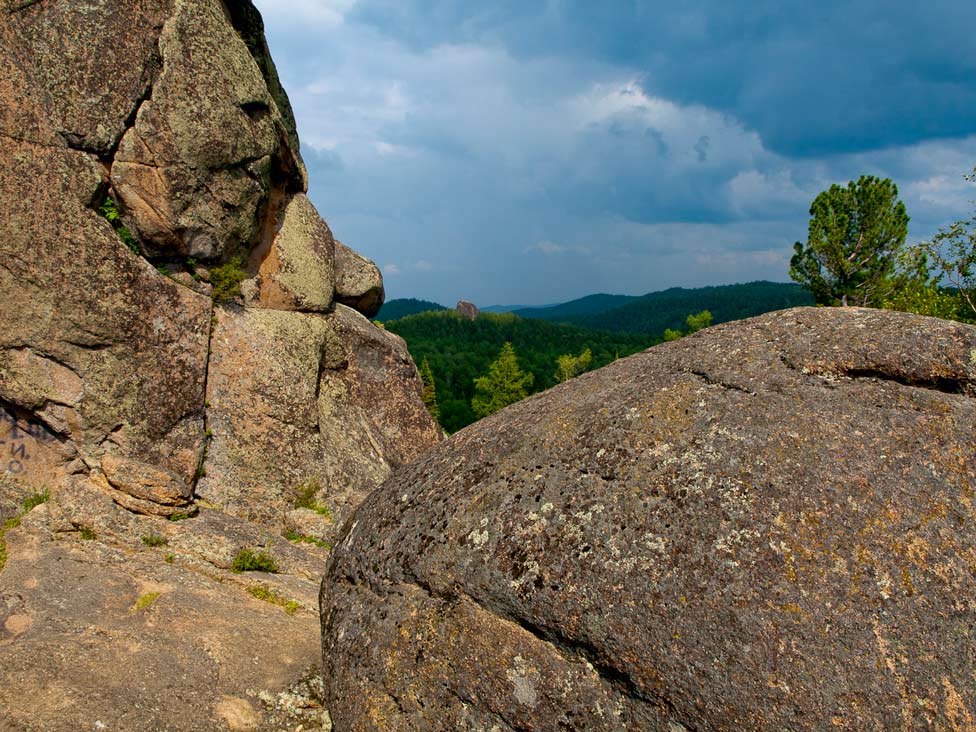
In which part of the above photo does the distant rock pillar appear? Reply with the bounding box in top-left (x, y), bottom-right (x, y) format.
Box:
top-left (456, 300), bottom-right (479, 320)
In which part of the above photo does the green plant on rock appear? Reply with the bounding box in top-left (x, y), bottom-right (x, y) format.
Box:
top-left (293, 479), bottom-right (332, 519)
top-left (99, 196), bottom-right (141, 255)
top-left (22, 489), bottom-right (50, 512)
top-left (141, 533), bottom-right (168, 547)
top-left (284, 530), bottom-right (329, 549)
top-left (231, 548), bottom-right (279, 573)
top-left (790, 175), bottom-right (909, 307)
top-left (131, 591), bottom-right (161, 613)
top-left (209, 256), bottom-right (247, 302)
top-left (246, 584), bottom-right (301, 615)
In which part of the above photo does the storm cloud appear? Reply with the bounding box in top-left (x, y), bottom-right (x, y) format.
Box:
top-left (254, 0), bottom-right (976, 305)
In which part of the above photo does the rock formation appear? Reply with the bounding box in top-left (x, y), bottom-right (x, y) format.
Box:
top-left (456, 300), bottom-right (480, 320)
top-left (321, 307), bottom-right (976, 731)
top-left (0, 1), bottom-right (440, 729)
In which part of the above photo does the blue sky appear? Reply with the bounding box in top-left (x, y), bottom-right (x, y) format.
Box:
top-left (253, 0), bottom-right (976, 306)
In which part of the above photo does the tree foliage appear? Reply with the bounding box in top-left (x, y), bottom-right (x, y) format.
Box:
top-left (471, 342), bottom-right (534, 419)
top-left (884, 167), bottom-right (976, 323)
top-left (685, 309), bottom-right (713, 333)
top-left (384, 311), bottom-right (654, 433)
top-left (418, 356), bottom-right (440, 421)
top-left (790, 175), bottom-right (909, 307)
top-left (661, 310), bottom-right (712, 341)
top-left (554, 347), bottom-right (592, 383)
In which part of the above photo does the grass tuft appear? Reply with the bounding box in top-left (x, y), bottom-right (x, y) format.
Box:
top-left (210, 256), bottom-right (247, 301)
top-left (141, 533), bottom-right (167, 547)
top-left (292, 479), bottom-right (333, 519)
top-left (131, 591), bottom-right (161, 613)
top-left (246, 585), bottom-right (301, 615)
top-left (22, 489), bottom-right (49, 512)
top-left (231, 548), bottom-right (279, 574)
top-left (284, 530), bottom-right (330, 549)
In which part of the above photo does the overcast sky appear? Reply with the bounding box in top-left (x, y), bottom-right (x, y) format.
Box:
top-left (252, 0), bottom-right (976, 307)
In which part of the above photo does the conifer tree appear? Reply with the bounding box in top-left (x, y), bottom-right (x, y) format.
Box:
top-left (790, 175), bottom-right (909, 307)
top-left (471, 342), bottom-right (534, 419)
top-left (419, 356), bottom-right (440, 422)
top-left (554, 347), bottom-right (592, 383)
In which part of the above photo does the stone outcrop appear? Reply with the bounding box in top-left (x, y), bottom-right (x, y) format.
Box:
top-left (0, 1), bottom-right (440, 729)
top-left (321, 307), bottom-right (976, 731)
top-left (456, 299), bottom-right (480, 319)
top-left (334, 240), bottom-right (384, 318)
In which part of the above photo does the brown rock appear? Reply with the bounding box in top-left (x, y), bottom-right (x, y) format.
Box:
top-left (110, 0), bottom-right (303, 259)
top-left (0, 1), bottom-right (441, 728)
top-left (100, 453), bottom-right (191, 507)
top-left (0, 497), bottom-right (329, 732)
top-left (321, 307), bottom-right (976, 732)
top-left (334, 239), bottom-right (384, 318)
top-left (248, 193), bottom-right (335, 312)
top-left (456, 299), bottom-right (479, 319)
top-left (1, 0), bottom-right (171, 154)
top-left (198, 304), bottom-right (441, 532)
top-left (0, 137), bottom-right (211, 494)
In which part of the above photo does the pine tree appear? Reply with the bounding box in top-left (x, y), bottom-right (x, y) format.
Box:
top-left (790, 175), bottom-right (909, 307)
top-left (471, 342), bottom-right (534, 419)
top-left (419, 356), bottom-right (440, 422)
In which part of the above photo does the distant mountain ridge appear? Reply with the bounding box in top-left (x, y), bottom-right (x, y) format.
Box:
top-left (513, 281), bottom-right (813, 334)
top-left (380, 281), bottom-right (814, 334)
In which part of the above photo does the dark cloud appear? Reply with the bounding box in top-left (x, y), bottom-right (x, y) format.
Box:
top-left (255, 1), bottom-right (976, 306)
top-left (350, 0), bottom-right (976, 156)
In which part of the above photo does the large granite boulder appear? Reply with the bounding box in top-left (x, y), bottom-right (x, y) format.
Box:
top-left (0, 0), bottom-right (438, 728)
top-left (321, 307), bottom-right (976, 732)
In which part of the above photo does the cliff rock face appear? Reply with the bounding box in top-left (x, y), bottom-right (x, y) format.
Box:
top-left (0, 1), bottom-right (441, 729)
top-left (322, 307), bottom-right (976, 732)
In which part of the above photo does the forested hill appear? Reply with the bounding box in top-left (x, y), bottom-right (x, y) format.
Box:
top-left (514, 281), bottom-right (813, 334)
top-left (375, 298), bottom-right (447, 320)
top-left (512, 293), bottom-right (637, 320)
top-left (383, 311), bottom-right (656, 433)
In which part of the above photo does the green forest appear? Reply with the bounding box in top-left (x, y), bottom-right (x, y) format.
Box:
top-left (513, 281), bottom-right (814, 333)
top-left (382, 311), bottom-right (656, 432)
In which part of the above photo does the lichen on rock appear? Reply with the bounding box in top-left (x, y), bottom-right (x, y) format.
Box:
top-left (321, 306), bottom-right (976, 732)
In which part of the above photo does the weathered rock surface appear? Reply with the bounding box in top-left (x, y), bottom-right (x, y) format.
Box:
top-left (0, 1), bottom-right (440, 729)
top-left (456, 299), bottom-right (480, 320)
top-left (249, 193), bottom-right (335, 312)
top-left (321, 307), bottom-right (976, 731)
top-left (111, 0), bottom-right (303, 259)
top-left (199, 303), bottom-right (441, 539)
top-left (334, 240), bottom-right (384, 318)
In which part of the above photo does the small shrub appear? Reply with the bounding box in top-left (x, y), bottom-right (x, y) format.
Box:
top-left (246, 584), bottom-right (300, 615)
top-left (292, 479), bottom-right (332, 519)
top-left (231, 548), bottom-right (279, 573)
top-left (164, 553), bottom-right (175, 564)
top-left (209, 256), bottom-right (247, 301)
top-left (131, 591), bottom-right (161, 613)
top-left (168, 511), bottom-right (195, 522)
top-left (79, 527), bottom-right (96, 540)
top-left (22, 489), bottom-right (49, 512)
top-left (141, 533), bottom-right (167, 547)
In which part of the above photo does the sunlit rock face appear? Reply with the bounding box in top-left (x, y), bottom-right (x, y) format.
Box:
top-left (322, 306), bottom-right (976, 732)
top-left (0, 1), bottom-right (441, 728)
